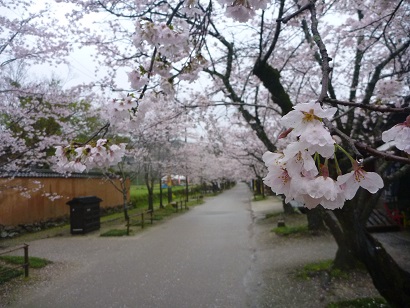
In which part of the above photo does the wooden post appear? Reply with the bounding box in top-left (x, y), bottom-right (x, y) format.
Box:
top-left (141, 212), bottom-right (144, 229)
top-left (23, 244), bottom-right (29, 278)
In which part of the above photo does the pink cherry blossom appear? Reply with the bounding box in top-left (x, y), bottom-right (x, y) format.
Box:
top-left (225, 5), bottom-right (255, 22)
top-left (263, 167), bottom-right (293, 198)
top-left (249, 0), bottom-right (270, 10)
top-left (128, 70), bottom-right (148, 90)
top-left (337, 165), bottom-right (384, 200)
top-left (381, 115), bottom-right (410, 154)
top-left (262, 151), bottom-right (293, 197)
top-left (54, 140), bottom-right (127, 173)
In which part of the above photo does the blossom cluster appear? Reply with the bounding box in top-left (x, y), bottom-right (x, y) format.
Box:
top-left (218, 0), bottom-right (270, 22)
top-left (107, 94), bottom-right (139, 123)
top-left (54, 139), bottom-right (126, 173)
top-left (262, 102), bottom-right (384, 210)
top-left (134, 20), bottom-right (190, 60)
top-left (129, 19), bottom-right (206, 92)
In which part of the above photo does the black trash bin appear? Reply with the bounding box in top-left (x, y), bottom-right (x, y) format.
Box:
top-left (66, 196), bottom-right (102, 234)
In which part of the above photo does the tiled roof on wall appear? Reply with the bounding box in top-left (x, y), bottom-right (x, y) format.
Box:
top-left (0, 169), bottom-right (105, 179)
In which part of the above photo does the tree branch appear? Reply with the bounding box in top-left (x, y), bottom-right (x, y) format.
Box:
top-left (324, 98), bottom-right (410, 113)
top-left (277, 2), bottom-right (312, 24)
top-left (355, 142), bottom-right (410, 164)
top-left (309, 2), bottom-right (331, 102)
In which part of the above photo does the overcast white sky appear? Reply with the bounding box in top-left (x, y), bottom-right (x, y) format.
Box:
top-left (1, 0), bottom-right (130, 92)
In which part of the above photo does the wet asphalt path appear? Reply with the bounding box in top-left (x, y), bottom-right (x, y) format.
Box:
top-left (10, 183), bottom-right (256, 308)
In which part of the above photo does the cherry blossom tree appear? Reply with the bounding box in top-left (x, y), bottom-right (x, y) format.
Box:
top-left (126, 96), bottom-right (182, 211)
top-left (20, 0), bottom-right (410, 305)
top-left (0, 70), bottom-right (99, 174)
top-left (0, 1), bottom-right (71, 68)
top-left (0, 0), bottom-right (101, 199)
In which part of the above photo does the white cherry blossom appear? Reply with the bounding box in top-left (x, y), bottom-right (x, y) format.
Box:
top-left (298, 125), bottom-right (335, 158)
top-left (306, 175), bottom-right (341, 201)
top-left (320, 192), bottom-right (346, 210)
top-left (280, 102), bottom-right (337, 134)
top-left (288, 170), bottom-right (345, 210)
top-left (262, 151), bottom-right (284, 168)
top-left (282, 145), bottom-right (318, 177)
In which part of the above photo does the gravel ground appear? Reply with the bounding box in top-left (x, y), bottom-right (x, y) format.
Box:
top-left (0, 194), bottom-right (405, 307)
top-left (249, 196), bottom-right (383, 308)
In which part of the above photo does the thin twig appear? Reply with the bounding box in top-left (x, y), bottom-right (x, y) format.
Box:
top-left (78, 122), bottom-right (110, 146)
top-left (323, 119), bottom-right (363, 159)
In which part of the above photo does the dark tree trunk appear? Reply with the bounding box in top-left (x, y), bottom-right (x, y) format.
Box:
top-left (147, 187), bottom-right (154, 211)
top-left (321, 209), bottom-right (358, 270)
top-left (253, 60), bottom-right (293, 116)
top-left (306, 207), bottom-right (326, 234)
top-left (144, 170), bottom-right (154, 211)
top-left (261, 182), bottom-right (265, 198)
top-left (159, 176), bottom-right (164, 209)
top-left (122, 192), bottom-right (130, 236)
top-left (324, 195), bottom-right (410, 306)
top-left (282, 198), bottom-right (295, 214)
top-left (185, 175), bottom-right (189, 202)
top-left (168, 186), bottom-right (172, 203)
top-left (255, 179), bottom-right (262, 195)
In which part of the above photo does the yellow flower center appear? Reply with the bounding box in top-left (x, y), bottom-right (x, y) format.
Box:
top-left (302, 109), bottom-right (321, 122)
top-left (354, 169), bottom-right (365, 182)
top-left (279, 170), bottom-right (290, 184)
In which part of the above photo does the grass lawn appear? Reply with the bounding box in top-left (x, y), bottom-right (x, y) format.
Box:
top-left (0, 255), bottom-right (51, 284)
top-left (129, 184), bottom-right (196, 209)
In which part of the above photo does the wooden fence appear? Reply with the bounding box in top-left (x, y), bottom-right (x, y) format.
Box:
top-left (0, 176), bottom-right (129, 226)
top-left (0, 244), bottom-right (29, 278)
